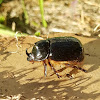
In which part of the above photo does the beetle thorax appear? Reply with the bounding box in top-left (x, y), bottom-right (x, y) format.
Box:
top-left (32, 40), bottom-right (50, 61)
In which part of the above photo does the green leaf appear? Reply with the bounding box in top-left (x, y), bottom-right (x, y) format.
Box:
top-left (0, 16), bottom-right (5, 23)
top-left (35, 31), bottom-right (41, 36)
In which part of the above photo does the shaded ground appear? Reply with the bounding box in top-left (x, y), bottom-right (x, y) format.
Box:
top-left (0, 33), bottom-right (100, 100)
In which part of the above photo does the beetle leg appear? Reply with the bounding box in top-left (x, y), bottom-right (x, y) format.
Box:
top-left (66, 74), bottom-right (74, 79)
top-left (65, 63), bottom-right (77, 78)
top-left (72, 66), bottom-right (87, 72)
top-left (50, 67), bottom-right (67, 76)
top-left (43, 60), bottom-right (47, 77)
top-left (48, 59), bottom-right (61, 78)
top-left (65, 63), bottom-right (87, 72)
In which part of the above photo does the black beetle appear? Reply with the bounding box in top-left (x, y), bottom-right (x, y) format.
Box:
top-left (26, 37), bottom-right (86, 78)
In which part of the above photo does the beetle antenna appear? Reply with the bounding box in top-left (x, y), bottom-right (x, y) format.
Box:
top-left (26, 49), bottom-right (30, 56)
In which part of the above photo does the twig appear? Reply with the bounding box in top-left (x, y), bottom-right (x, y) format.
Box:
top-left (94, 24), bottom-right (100, 32)
top-left (9, 31), bottom-right (22, 53)
top-left (81, 6), bottom-right (84, 24)
top-left (83, 1), bottom-right (100, 8)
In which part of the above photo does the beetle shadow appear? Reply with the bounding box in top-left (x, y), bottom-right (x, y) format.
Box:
top-left (83, 38), bottom-right (100, 72)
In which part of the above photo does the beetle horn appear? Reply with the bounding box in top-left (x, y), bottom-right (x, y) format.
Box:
top-left (26, 49), bottom-right (30, 56)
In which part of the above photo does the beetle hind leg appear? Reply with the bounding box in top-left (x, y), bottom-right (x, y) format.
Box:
top-left (72, 66), bottom-right (87, 72)
top-left (65, 62), bottom-right (87, 72)
top-left (65, 62), bottom-right (86, 78)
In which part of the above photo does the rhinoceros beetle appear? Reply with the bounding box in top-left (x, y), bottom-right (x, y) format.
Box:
top-left (26, 37), bottom-right (86, 78)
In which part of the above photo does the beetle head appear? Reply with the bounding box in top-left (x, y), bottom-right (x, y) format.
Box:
top-left (26, 49), bottom-right (34, 63)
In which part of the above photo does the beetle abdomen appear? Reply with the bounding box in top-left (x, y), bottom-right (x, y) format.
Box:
top-left (49, 37), bottom-right (84, 62)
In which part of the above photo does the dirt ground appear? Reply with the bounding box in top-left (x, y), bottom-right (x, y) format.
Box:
top-left (0, 0), bottom-right (100, 99)
top-left (0, 33), bottom-right (100, 100)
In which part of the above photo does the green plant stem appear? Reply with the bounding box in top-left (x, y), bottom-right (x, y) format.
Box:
top-left (39, 0), bottom-right (47, 28)
top-left (21, 0), bottom-right (29, 24)
top-left (0, 0), bottom-right (3, 4)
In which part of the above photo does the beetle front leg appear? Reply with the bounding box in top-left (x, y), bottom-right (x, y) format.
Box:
top-left (48, 59), bottom-right (61, 78)
top-left (43, 60), bottom-right (47, 77)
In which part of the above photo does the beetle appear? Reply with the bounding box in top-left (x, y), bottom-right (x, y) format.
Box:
top-left (26, 37), bottom-right (86, 78)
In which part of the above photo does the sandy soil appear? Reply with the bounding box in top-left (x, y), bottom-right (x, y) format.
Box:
top-left (0, 33), bottom-right (100, 100)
